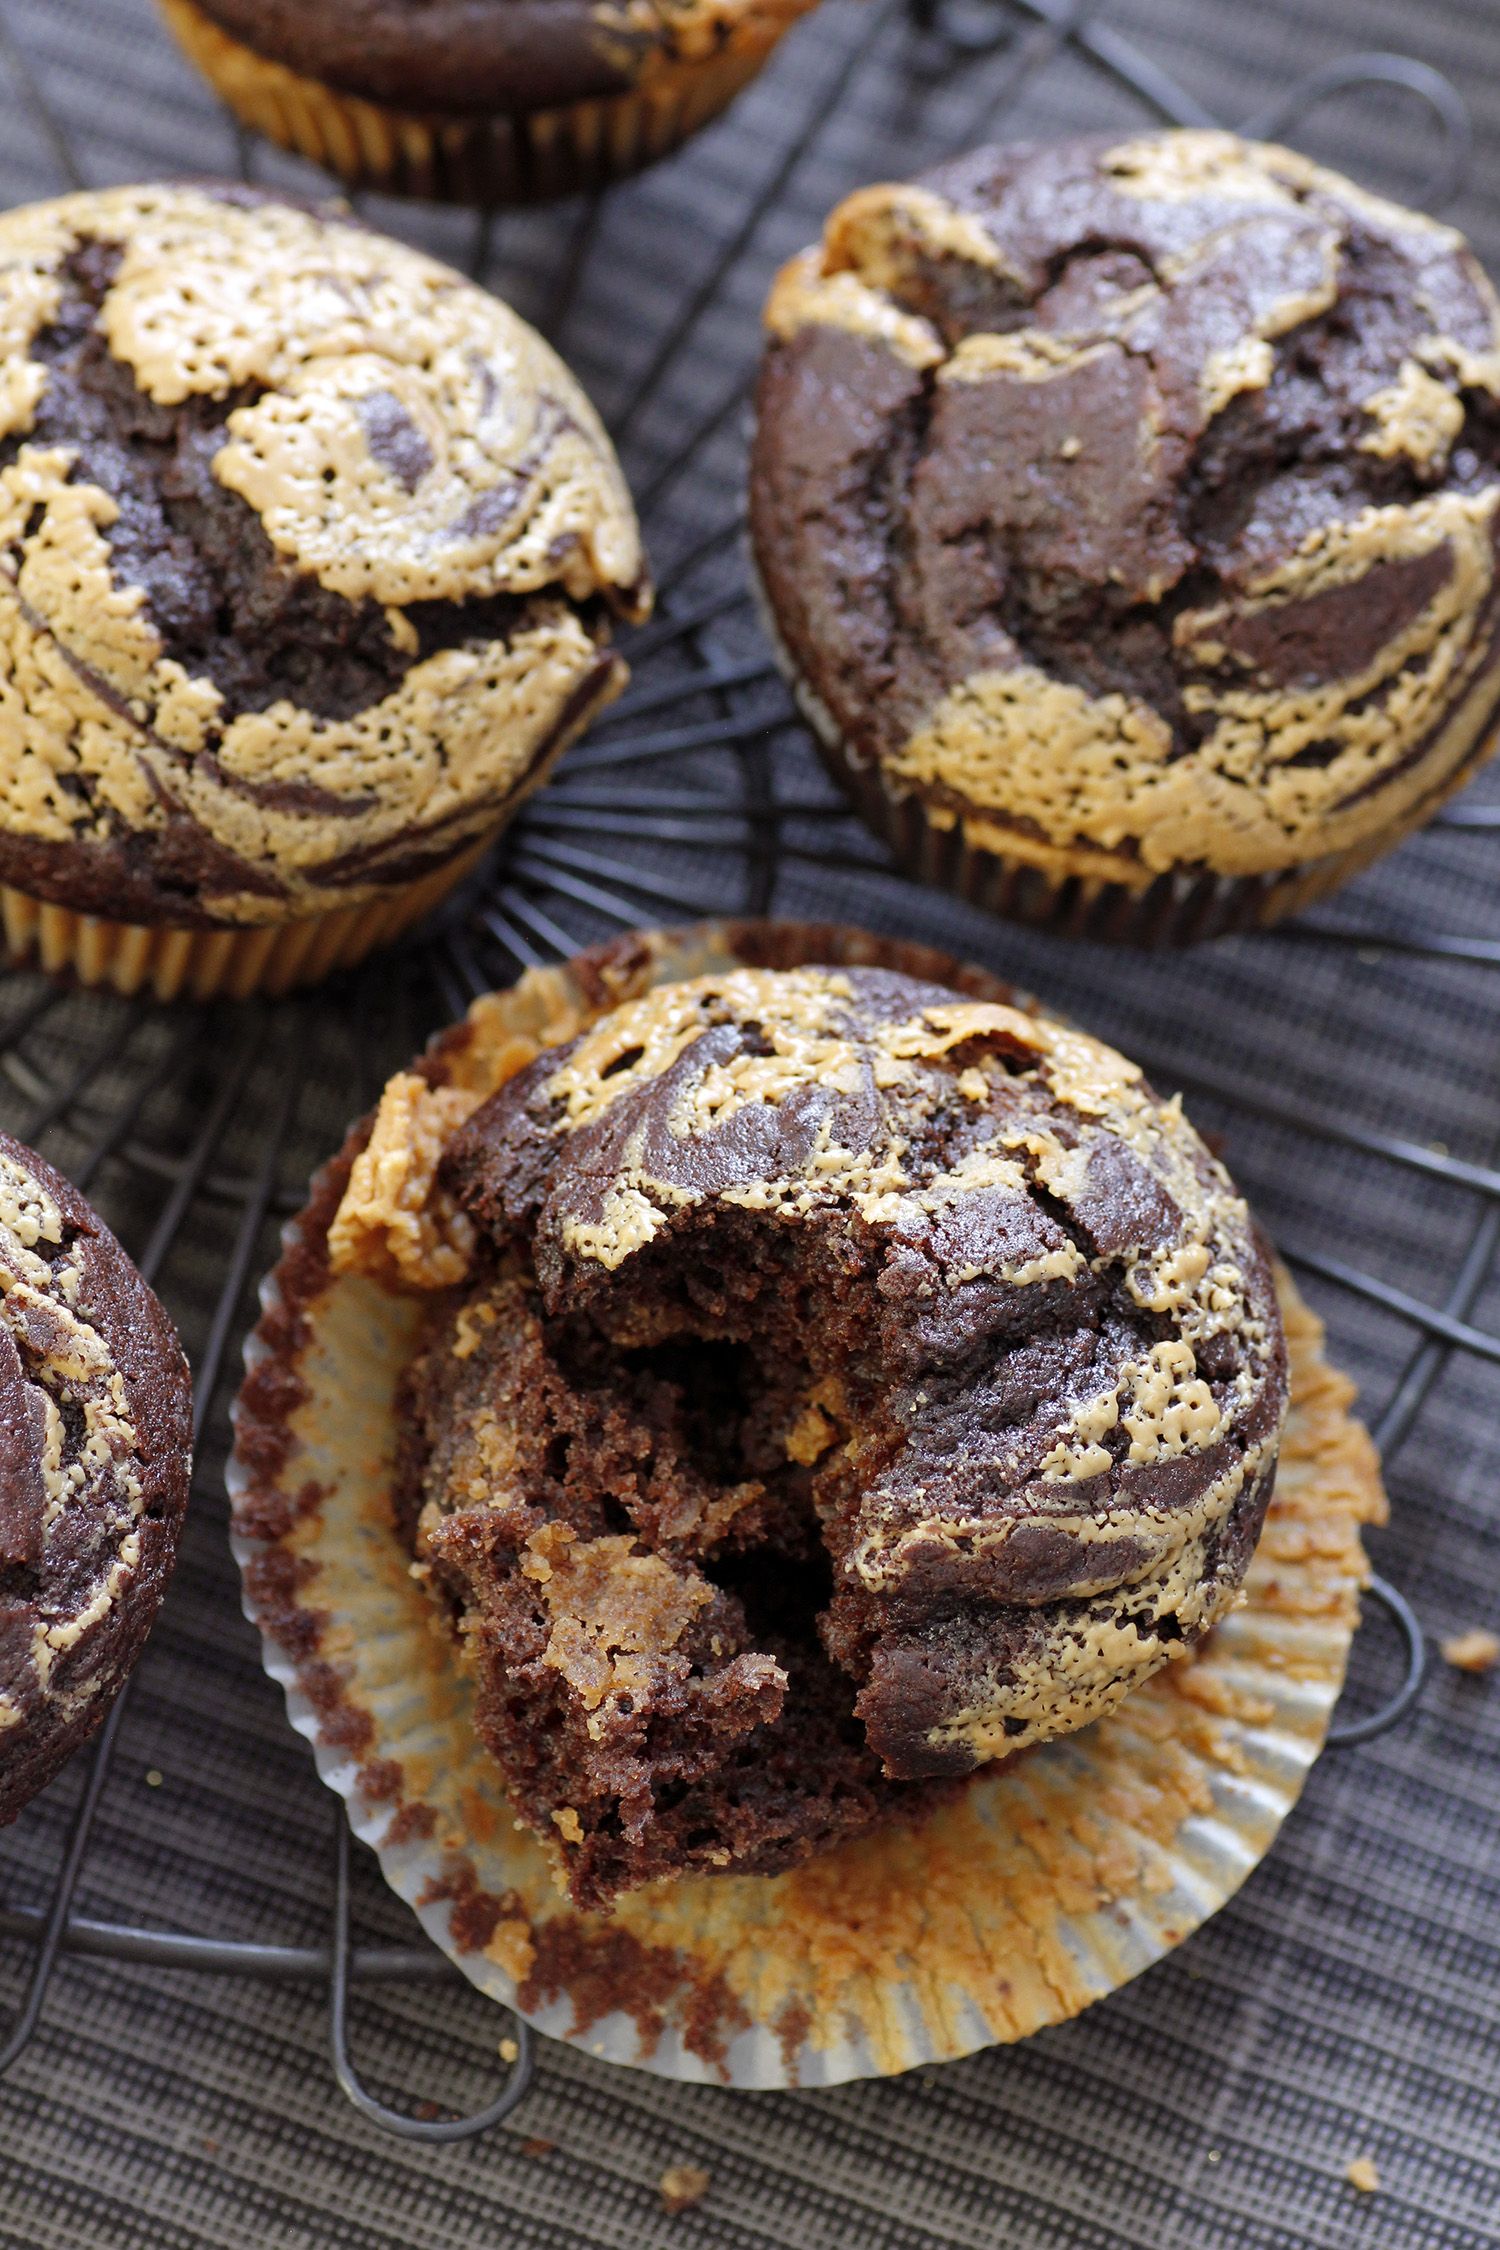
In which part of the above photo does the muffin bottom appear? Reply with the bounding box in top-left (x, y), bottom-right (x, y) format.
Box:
top-left (157, 0), bottom-right (808, 203)
top-left (0, 836), bottom-right (490, 1003)
top-left (788, 654), bottom-right (1500, 947)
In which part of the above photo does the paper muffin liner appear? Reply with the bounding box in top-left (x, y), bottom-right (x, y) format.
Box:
top-left (814, 730), bottom-right (1500, 946)
top-left (230, 920), bottom-right (1387, 2087)
top-left (751, 563), bottom-right (1499, 946)
top-left (158, 0), bottom-right (811, 204)
top-left (0, 834), bottom-right (490, 1003)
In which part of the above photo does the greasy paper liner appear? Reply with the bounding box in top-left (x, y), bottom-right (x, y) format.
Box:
top-left (229, 921), bottom-right (1387, 2087)
top-left (158, 0), bottom-right (813, 204)
top-left (0, 834), bottom-right (492, 1003)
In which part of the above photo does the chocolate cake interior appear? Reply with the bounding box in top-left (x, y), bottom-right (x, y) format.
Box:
top-left (389, 962), bottom-right (1285, 1912)
top-left (396, 1211), bottom-right (947, 1914)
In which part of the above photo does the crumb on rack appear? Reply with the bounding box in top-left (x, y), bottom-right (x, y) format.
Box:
top-left (659, 2163), bottom-right (711, 2214)
top-left (497, 2036), bottom-right (519, 2065)
top-left (1346, 2156), bottom-right (1381, 2194)
top-left (521, 2136), bottom-right (557, 2159)
top-left (1441, 1628), bottom-right (1500, 1674)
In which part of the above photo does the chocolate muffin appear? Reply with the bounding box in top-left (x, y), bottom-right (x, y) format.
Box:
top-left (0, 184), bottom-right (648, 999)
top-left (379, 951), bottom-right (1287, 1907)
top-left (158, 0), bottom-right (818, 205)
top-left (749, 130), bottom-right (1500, 942)
top-left (0, 1133), bottom-right (191, 1823)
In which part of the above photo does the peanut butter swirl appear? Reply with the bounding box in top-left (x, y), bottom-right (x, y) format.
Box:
top-left (0, 1131), bottom-right (191, 1821)
top-left (339, 957), bottom-right (1287, 1885)
top-left (750, 130), bottom-right (1500, 885)
top-left (0, 185), bottom-right (648, 927)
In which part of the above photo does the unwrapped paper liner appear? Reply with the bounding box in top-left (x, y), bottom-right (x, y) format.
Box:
top-left (229, 920), bottom-right (1386, 2086)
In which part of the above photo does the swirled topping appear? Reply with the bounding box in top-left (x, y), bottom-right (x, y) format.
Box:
top-left (378, 962), bottom-right (1286, 1904)
top-left (750, 130), bottom-right (1500, 884)
top-left (0, 185), bottom-right (647, 925)
top-left (0, 1131), bottom-right (191, 1820)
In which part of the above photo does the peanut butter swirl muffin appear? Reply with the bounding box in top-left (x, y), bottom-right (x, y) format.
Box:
top-left (0, 1132), bottom-right (191, 1822)
top-left (750, 130), bottom-right (1500, 941)
top-left (355, 949), bottom-right (1287, 1907)
top-left (158, 0), bottom-right (818, 205)
top-left (0, 184), bottom-right (647, 998)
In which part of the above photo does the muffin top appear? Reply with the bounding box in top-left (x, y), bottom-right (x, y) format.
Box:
top-left (388, 958), bottom-right (1289, 1785)
top-left (0, 1131), bottom-right (191, 1822)
top-left (188, 0), bottom-right (794, 115)
top-left (0, 184), bottom-right (647, 926)
top-left (750, 130), bottom-right (1500, 883)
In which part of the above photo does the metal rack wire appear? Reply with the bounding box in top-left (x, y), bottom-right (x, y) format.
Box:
top-left (0, 0), bottom-right (1491, 2150)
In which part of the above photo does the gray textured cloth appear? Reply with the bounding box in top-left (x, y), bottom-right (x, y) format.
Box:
top-left (0, 1), bottom-right (1498, 2244)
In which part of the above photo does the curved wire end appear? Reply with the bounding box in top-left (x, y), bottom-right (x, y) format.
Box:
top-left (902, 0), bottom-right (1012, 69)
top-left (1325, 1573), bottom-right (1427, 1749)
top-left (329, 1813), bottom-right (535, 2143)
top-left (1239, 53), bottom-right (1473, 211)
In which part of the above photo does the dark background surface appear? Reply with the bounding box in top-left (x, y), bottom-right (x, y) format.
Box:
top-left (0, 1), bottom-right (1498, 2245)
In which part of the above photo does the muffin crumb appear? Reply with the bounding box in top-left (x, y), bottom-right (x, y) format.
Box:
top-left (659, 2164), bottom-right (711, 2214)
top-left (1441, 1628), bottom-right (1499, 1674)
top-left (1346, 2156), bottom-right (1381, 2194)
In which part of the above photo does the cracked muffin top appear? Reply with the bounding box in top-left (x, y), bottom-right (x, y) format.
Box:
top-left (0, 1130), bottom-right (191, 1823)
top-left (333, 939), bottom-right (1288, 1899)
top-left (749, 129), bottom-right (1500, 886)
top-left (0, 184), bottom-right (647, 928)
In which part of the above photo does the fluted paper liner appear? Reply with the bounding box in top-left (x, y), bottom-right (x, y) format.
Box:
top-left (229, 921), bottom-right (1386, 2086)
top-left (749, 558), bottom-right (1500, 946)
top-left (0, 835), bottom-right (490, 1002)
top-left (158, 0), bottom-right (811, 205)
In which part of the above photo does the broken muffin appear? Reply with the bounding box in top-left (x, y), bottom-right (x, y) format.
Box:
top-left (373, 942), bottom-right (1287, 1909)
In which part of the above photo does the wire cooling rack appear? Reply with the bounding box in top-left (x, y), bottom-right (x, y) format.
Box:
top-left (0, 0), bottom-right (1495, 2178)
